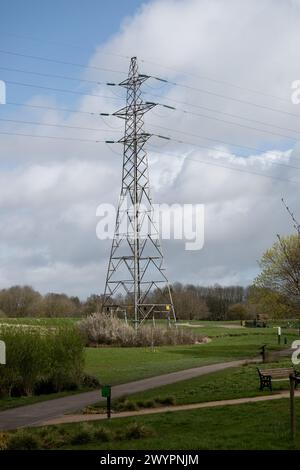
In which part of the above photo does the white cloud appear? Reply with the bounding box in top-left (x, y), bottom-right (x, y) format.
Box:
top-left (1, 0), bottom-right (300, 296)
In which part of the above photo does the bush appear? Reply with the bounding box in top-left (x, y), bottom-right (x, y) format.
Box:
top-left (114, 396), bottom-right (176, 412)
top-left (79, 313), bottom-right (202, 347)
top-left (227, 303), bottom-right (248, 320)
top-left (0, 325), bottom-right (85, 397)
top-left (81, 373), bottom-right (101, 389)
top-left (0, 432), bottom-right (9, 450)
top-left (116, 400), bottom-right (139, 411)
top-left (123, 423), bottom-right (154, 440)
top-left (7, 431), bottom-right (42, 450)
top-left (156, 395), bottom-right (176, 406)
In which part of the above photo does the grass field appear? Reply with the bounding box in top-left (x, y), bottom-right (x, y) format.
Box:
top-left (1, 318), bottom-right (299, 450)
top-left (0, 318), bottom-right (298, 411)
top-left (84, 328), bottom-right (298, 384)
top-left (6, 398), bottom-right (300, 450)
top-left (85, 358), bottom-right (297, 414)
top-left (66, 399), bottom-right (300, 450)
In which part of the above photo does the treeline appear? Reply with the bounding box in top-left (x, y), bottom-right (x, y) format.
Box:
top-left (147, 283), bottom-right (249, 320)
top-left (0, 284), bottom-right (251, 320)
top-left (0, 286), bottom-right (101, 318)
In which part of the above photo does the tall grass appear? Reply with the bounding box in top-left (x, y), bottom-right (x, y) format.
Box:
top-left (0, 325), bottom-right (85, 397)
top-left (79, 313), bottom-right (203, 347)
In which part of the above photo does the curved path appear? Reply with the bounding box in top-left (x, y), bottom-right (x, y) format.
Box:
top-left (44, 389), bottom-right (300, 427)
top-left (0, 359), bottom-right (252, 430)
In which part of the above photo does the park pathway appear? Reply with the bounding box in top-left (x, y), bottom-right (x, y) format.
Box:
top-left (43, 389), bottom-right (300, 427)
top-left (0, 358), bottom-right (251, 430)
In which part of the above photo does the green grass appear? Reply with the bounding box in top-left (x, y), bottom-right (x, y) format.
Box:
top-left (87, 358), bottom-right (296, 414)
top-left (84, 328), bottom-right (298, 385)
top-left (1, 319), bottom-right (298, 411)
top-left (9, 398), bottom-right (300, 450)
top-left (71, 399), bottom-right (300, 450)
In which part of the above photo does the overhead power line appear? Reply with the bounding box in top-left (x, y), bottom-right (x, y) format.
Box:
top-left (147, 123), bottom-right (300, 168)
top-left (146, 98), bottom-right (300, 138)
top-left (142, 88), bottom-right (300, 120)
top-left (147, 100), bottom-right (300, 142)
top-left (4, 66), bottom-right (298, 140)
top-left (0, 117), bottom-right (119, 134)
top-left (6, 101), bottom-right (109, 117)
top-left (105, 133), bottom-right (300, 172)
top-left (140, 61), bottom-right (291, 105)
top-left (146, 147), bottom-right (298, 185)
top-left (0, 65), bottom-right (105, 85)
top-left (0, 32), bottom-right (289, 104)
top-left (0, 48), bottom-right (126, 75)
top-left (0, 31), bottom-right (131, 61)
top-left (5, 80), bottom-right (123, 101)
top-left (0, 129), bottom-right (297, 184)
top-left (0, 130), bottom-right (106, 143)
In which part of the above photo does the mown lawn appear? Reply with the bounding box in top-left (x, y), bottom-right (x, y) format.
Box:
top-left (126, 360), bottom-right (296, 404)
top-left (84, 328), bottom-right (298, 385)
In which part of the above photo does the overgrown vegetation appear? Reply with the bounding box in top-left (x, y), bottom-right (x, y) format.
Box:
top-left (0, 325), bottom-right (88, 397)
top-left (84, 395), bottom-right (177, 414)
top-left (79, 313), bottom-right (203, 347)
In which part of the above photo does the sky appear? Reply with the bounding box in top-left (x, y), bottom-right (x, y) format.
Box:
top-left (0, 0), bottom-right (300, 298)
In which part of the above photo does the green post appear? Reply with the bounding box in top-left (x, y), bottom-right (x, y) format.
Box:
top-left (101, 385), bottom-right (112, 419)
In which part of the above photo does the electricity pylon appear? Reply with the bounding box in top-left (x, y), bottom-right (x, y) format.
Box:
top-left (102, 56), bottom-right (176, 328)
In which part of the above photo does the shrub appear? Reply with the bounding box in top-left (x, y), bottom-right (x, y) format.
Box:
top-left (138, 399), bottom-right (156, 409)
top-left (120, 400), bottom-right (139, 411)
top-left (81, 373), bottom-right (101, 389)
top-left (157, 395), bottom-right (176, 406)
top-left (123, 423), bottom-right (154, 440)
top-left (115, 396), bottom-right (176, 412)
top-left (0, 432), bottom-right (9, 450)
top-left (79, 313), bottom-right (202, 347)
top-left (7, 431), bottom-right (42, 450)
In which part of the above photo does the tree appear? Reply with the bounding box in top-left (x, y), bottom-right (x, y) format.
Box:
top-left (254, 234), bottom-right (300, 310)
top-left (227, 303), bottom-right (247, 320)
top-left (0, 286), bottom-right (42, 317)
top-left (83, 294), bottom-right (103, 315)
top-left (43, 293), bottom-right (77, 317)
top-left (248, 285), bottom-right (293, 318)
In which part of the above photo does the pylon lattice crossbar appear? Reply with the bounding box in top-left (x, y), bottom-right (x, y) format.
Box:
top-left (102, 57), bottom-right (176, 327)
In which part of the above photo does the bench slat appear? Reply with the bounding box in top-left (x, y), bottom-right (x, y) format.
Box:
top-left (259, 368), bottom-right (294, 378)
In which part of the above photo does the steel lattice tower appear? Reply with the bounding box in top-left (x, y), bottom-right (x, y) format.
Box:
top-left (102, 57), bottom-right (176, 327)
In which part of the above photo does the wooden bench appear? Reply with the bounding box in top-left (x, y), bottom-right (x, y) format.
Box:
top-left (257, 367), bottom-right (300, 391)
